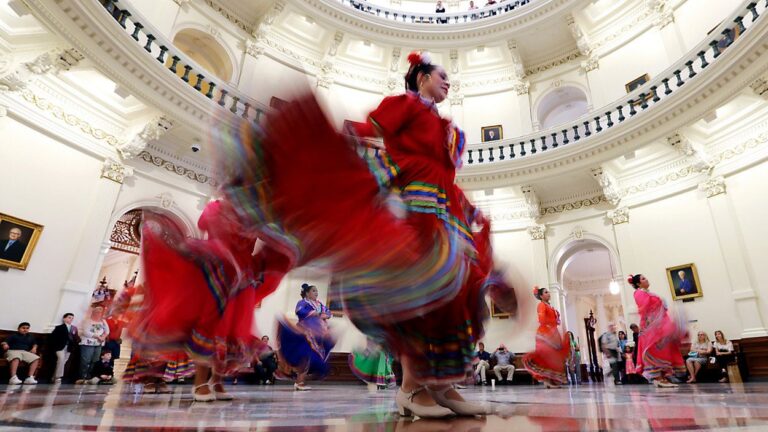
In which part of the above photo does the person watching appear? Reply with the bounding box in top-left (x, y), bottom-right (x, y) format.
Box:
top-left (1, 322), bottom-right (40, 384)
top-left (492, 344), bottom-right (515, 384)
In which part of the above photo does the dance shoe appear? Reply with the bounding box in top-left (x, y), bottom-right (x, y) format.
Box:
top-left (428, 386), bottom-right (491, 416)
top-left (396, 387), bottom-right (454, 418)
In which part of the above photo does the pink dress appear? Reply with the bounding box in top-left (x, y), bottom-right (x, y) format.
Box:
top-left (633, 289), bottom-right (685, 380)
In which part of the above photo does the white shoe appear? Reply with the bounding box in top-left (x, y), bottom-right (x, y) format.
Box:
top-left (89, 377), bottom-right (101, 385)
top-left (210, 381), bottom-right (234, 400)
top-left (54, 378), bottom-right (62, 384)
top-left (395, 387), bottom-right (454, 418)
top-left (9, 376), bottom-right (22, 385)
top-left (428, 386), bottom-right (491, 416)
top-left (23, 376), bottom-right (37, 385)
top-left (294, 383), bottom-right (311, 391)
top-left (192, 384), bottom-right (215, 402)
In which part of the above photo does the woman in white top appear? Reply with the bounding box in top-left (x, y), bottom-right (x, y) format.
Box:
top-left (685, 331), bottom-right (713, 383)
top-left (713, 330), bottom-right (735, 383)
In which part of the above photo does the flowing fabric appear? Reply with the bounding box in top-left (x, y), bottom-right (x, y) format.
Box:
top-left (276, 299), bottom-right (335, 379)
top-left (633, 289), bottom-right (685, 380)
top-left (349, 344), bottom-right (395, 387)
top-left (128, 201), bottom-right (290, 375)
top-left (523, 302), bottom-right (569, 385)
top-left (122, 353), bottom-right (195, 383)
top-left (215, 91), bottom-right (514, 383)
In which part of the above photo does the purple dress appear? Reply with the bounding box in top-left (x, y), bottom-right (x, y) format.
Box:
top-left (277, 298), bottom-right (335, 379)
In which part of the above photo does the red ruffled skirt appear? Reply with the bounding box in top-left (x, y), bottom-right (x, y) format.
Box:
top-left (215, 93), bottom-right (512, 383)
top-left (523, 326), bottom-right (569, 385)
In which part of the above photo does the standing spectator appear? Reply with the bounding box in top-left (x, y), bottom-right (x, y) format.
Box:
top-left (492, 344), bottom-right (515, 384)
top-left (629, 323), bottom-right (640, 364)
top-left (50, 313), bottom-right (78, 383)
top-left (77, 306), bottom-right (109, 384)
top-left (90, 351), bottom-right (115, 384)
top-left (474, 342), bottom-right (492, 385)
top-left (624, 345), bottom-right (637, 382)
top-left (435, 1), bottom-right (447, 24)
top-left (713, 330), bottom-right (735, 383)
top-left (1, 322), bottom-right (39, 384)
top-left (685, 331), bottom-right (713, 383)
top-left (566, 331), bottom-right (581, 385)
top-left (486, 0), bottom-right (498, 16)
top-left (599, 324), bottom-right (622, 385)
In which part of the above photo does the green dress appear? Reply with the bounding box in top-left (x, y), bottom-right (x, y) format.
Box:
top-left (349, 345), bottom-right (395, 387)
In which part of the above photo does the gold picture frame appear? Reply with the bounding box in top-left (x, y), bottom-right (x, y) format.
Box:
top-left (666, 263), bottom-right (703, 301)
top-left (0, 213), bottom-right (44, 270)
top-left (481, 125), bottom-right (503, 142)
top-left (491, 300), bottom-right (510, 319)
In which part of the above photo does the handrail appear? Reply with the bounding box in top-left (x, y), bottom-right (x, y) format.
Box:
top-left (462, 0), bottom-right (766, 165)
top-left (341, 0), bottom-right (535, 24)
top-left (101, 0), bottom-right (269, 126)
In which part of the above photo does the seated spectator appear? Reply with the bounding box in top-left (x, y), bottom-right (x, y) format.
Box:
top-left (436, 1), bottom-right (447, 24)
top-left (685, 331), bottom-right (713, 383)
top-left (474, 342), bottom-right (492, 384)
top-left (1, 322), bottom-right (40, 384)
top-left (713, 330), bottom-right (735, 383)
top-left (50, 313), bottom-right (78, 383)
top-left (492, 344), bottom-right (515, 383)
top-left (254, 335), bottom-right (278, 385)
top-left (77, 306), bottom-right (109, 384)
top-left (90, 351), bottom-right (115, 384)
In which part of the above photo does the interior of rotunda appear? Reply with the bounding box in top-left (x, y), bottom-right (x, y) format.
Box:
top-left (2, 0), bottom-right (768, 430)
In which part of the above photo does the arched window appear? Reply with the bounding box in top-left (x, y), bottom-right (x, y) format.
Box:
top-left (172, 28), bottom-right (234, 83)
top-left (537, 86), bottom-right (589, 129)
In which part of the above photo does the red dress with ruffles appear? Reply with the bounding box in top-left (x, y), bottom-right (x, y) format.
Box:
top-left (130, 200), bottom-right (290, 374)
top-left (523, 301), bottom-right (569, 385)
top-left (219, 92), bottom-right (514, 383)
top-left (633, 289), bottom-right (685, 380)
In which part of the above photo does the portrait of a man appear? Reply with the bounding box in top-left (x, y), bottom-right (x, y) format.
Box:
top-left (0, 213), bottom-right (44, 270)
top-left (666, 263), bottom-right (703, 301)
top-left (481, 125), bottom-right (503, 142)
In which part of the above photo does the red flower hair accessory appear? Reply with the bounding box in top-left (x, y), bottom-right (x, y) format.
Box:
top-left (626, 275), bottom-right (634, 284)
top-left (407, 50), bottom-right (432, 66)
top-left (532, 285), bottom-right (540, 296)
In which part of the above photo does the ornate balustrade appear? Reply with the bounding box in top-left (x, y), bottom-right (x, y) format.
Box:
top-left (463, 0), bottom-right (766, 165)
top-left (342, 0), bottom-right (534, 24)
top-left (100, 0), bottom-right (268, 126)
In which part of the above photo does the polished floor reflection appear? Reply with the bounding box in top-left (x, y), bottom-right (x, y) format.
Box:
top-left (1, 382), bottom-right (768, 431)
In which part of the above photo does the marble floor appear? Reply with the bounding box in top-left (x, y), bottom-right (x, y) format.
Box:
top-left (1, 382), bottom-right (768, 431)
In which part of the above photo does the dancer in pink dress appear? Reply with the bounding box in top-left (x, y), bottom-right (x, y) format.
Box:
top-left (628, 274), bottom-right (685, 387)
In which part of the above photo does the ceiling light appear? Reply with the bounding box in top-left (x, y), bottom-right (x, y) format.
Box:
top-left (609, 280), bottom-right (620, 295)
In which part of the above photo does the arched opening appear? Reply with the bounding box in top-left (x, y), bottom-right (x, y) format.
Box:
top-left (552, 236), bottom-right (627, 383)
top-left (536, 86), bottom-right (589, 129)
top-left (171, 28), bottom-right (234, 90)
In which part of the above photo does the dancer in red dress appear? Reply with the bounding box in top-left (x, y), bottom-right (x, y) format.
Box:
top-left (523, 286), bottom-right (569, 388)
top-left (628, 274), bottom-right (685, 387)
top-left (217, 51), bottom-right (516, 417)
top-left (130, 200), bottom-right (290, 401)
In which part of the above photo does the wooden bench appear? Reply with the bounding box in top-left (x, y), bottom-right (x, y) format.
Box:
top-left (0, 329), bottom-right (49, 382)
top-left (679, 339), bottom-right (744, 382)
top-left (476, 353), bottom-right (533, 385)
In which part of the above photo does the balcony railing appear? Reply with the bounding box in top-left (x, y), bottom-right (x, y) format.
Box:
top-left (342, 0), bottom-right (534, 24)
top-left (463, 0), bottom-right (766, 165)
top-left (100, 0), bottom-right (269, 126)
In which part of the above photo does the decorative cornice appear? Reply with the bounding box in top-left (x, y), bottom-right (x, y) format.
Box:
top-left (541, 195), bottom-right (607, 215)
top-left (524, 51), bottom-right (581, 76)
top-left (203, 0), bottom-right (253, 33)
top-left (137, 151), bottom-right (218, 186)
top-left (527, 224), bottom-right (546, 240)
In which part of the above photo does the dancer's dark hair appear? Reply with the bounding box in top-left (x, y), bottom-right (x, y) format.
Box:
top-left (405, 51), bottom-right (437, 92)
top-left (533, 286), bottom-right (546, 301)
top-left (627, 274), bottom-right (643, 289)
top-left (300, 283), bottom-right (315, 298)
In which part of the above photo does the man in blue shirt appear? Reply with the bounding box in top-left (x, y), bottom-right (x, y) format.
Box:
top-left (474, 342), bottom-right (492, 384)
top-left (677, 270), bottom-right (694, 295)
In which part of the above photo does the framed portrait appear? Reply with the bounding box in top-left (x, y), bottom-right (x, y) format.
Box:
top-left (0, 213), bottom-right (44, 270)
top-left (481, 125), bottom-right (503, 142)
top-left (491, 300), bottom-right (510, 319)
top-left (666, 263), bottom-right (703, 301)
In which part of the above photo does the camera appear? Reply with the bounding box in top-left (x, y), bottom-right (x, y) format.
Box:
top-left (191, 144), bottom-right (200, 153)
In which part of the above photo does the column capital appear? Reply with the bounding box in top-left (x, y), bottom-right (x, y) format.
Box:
top-left (607, 207), bottom-right (629, 225)
top-left (646, 0), bottom-right (674, 29)
top-left (527, 224), bottom-right (546, 240)
top-left (699, 176), bottom-right (726, 198)
top-left (118, 115), bottom-right (174, 160)
top-left (101, 158), bottom-right (133, 184)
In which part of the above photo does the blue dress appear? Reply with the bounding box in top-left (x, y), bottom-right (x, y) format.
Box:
top-left (277, 298), bottom-right (335, 379)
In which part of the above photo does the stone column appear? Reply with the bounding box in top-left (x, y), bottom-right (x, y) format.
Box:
top-left (700, 177), bottom-right (768, 337)
top-left (647, 0), bottom-right (683, 63)
top-left (608, 207), bottom-right (639, 326)
top-left (51, 159), bottom-right (132, 327)
top-left (527, 224), bottom-right (549, 287)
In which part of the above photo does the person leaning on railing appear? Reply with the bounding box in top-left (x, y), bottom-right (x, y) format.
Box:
top-left (436, 1), bottom-right (448, 24)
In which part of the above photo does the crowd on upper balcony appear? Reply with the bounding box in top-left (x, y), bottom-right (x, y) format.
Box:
top-left (349, 0), bottom-right (532, 23)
